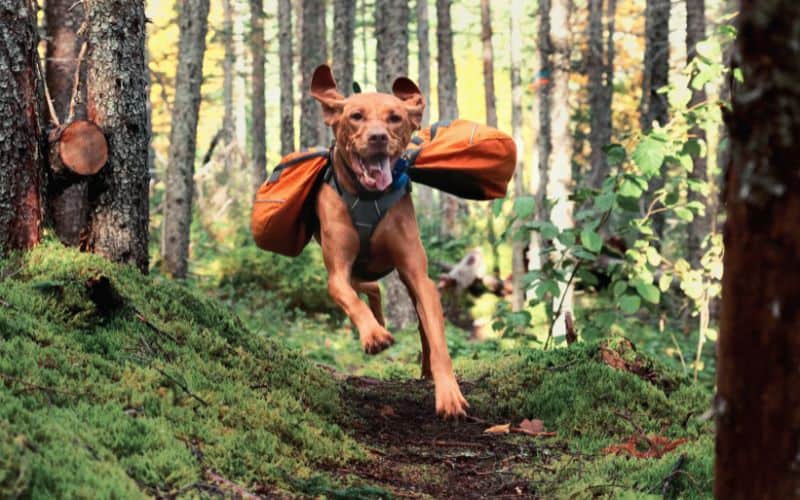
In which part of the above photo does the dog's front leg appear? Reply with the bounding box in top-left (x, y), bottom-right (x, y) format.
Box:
top-left (327, 271), bottom-right (395, 354)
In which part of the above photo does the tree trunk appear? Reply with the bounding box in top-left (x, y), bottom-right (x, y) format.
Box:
top-left (0, 0), bottom-right (44, 253)
top-left (509, 0), bottom-right (526, 311)
top-left (300, 0), bottom-right (327, 148)
top-left (45, 0), bottom-right (89, 246)
top-left (587, 0), bottom-right (616, 190)
top-left (333, 0), bottom-right (356, 96)
top-left (83, 0), bottom-right (150, 272)
top-left (278, 0), bottom-right (295, 156)
top-left (436, 0), bottom-right (462, 237)
top-left (161, 0), bottom-right (211, 278)
top-left (480, 0), bottom-right (497, 129)
top-left (640, 0), bottom-right (670, 239)
top-left (715, 2), bottom-right (800, 496)
top-left (547, 0), bottom-right (574, 338)
top-left (375, 0), bottom-right (410, 92)
top-left (686, 0), bottom-right (709, 267)
top-left (250, 0), bottom-right (267, 192)
top-left (415, 0), bottom-right (434, 217)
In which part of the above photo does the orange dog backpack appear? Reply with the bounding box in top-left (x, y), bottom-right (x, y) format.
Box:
top-left (251, 120), bottom-right (516, 256)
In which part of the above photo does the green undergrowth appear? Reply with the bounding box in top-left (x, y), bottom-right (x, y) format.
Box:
top-left (0, 242), bottom-right (364, 498)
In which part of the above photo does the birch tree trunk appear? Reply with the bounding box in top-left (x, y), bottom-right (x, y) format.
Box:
top-left (162, 0), bottom-right (211, 278)
top-left (686, 0), bottom-right (709, 267)
top-left (587, 0), bottom-right (616, 190)
top-left (0, 0), bottom-right (44, 254)
top-left (415, 0), bottom-right (434, 217)
top-left (278, 0), bottom-right (295, 156)
top-left (547, 0), bottom-right (574, 338)
top-left (375, 0), bottom-right (409, 92)
top-left (300, 0), bottom-right (327, 148)
top-left (45, 0), bottom-right (89, 246)
top-left (333, 0), bottom-right (356, 95)
top-left (509, 0), bottom-right (526, 311)
top-left (715, 1), bottom-right (800, 496)
top-left (250, 0), bottom-right (266, 192)
top-left (83, 0), bottom-right (150, 272)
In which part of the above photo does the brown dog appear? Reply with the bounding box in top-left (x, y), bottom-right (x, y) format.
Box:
top-left (310, 65), bottom-right (468, 418)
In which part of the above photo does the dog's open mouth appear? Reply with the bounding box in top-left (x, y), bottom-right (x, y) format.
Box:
top-left (351, 152), bottom-right (393, 191)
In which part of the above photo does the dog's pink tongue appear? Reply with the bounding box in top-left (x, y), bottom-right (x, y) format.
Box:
top-left (367, 156), bottom-right (393, 191)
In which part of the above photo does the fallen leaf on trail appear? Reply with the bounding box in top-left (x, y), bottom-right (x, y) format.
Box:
top-left (519, 418), bottom-right (545, 434)
top-left (602, 434), bottom-right (688, 459)
top-left (484, 423), bottom-right (511, 434)
top-left (379, 405), bottom-right (396, 418)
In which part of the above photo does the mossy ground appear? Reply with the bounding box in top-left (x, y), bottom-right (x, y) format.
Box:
top-left (1, 243), bottom-right (713, 498)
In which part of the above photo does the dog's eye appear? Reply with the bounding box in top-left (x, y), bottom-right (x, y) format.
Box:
top-left (388, 114), bottom-right (403, 124)
top-left (350, 112), bottom-right (364, 121)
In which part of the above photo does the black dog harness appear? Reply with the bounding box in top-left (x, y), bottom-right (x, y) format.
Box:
top-left (323, 160), bottom-right (411, 281)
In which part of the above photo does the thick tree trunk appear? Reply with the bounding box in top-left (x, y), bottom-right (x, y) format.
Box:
top-left (162, 0), bottom-right (211, 278)
top-left (250, 0), bottom-right (267, 192)
top-left (547, 0), bottom-right (574, 338)
top-left (83, 0), bottom-right (150, 272)
top-left (715, 2), bottom-right (800, 496)
top-left (333, 0), bottom-right (356, 96)
top-left (45, 0), bottom-right (89, 246)
top-left (278, 0), bottom-right (295, 156)
top-left (300, 0), bottom-right (327, 148)
top-left (415, 0), bottom-right (434, 216)
top-left (436, 0), bottom-right (462, 236)
top-left (587, 0), bottom-right (616, 190)
top-left (0, 0), bottom-right (44, 253)
top-left (686, 0), bottom-right (709, 267)
top-left (509, 0), bottom-right (526, 311)
top-left (375, 0), bottom-right (410, 92)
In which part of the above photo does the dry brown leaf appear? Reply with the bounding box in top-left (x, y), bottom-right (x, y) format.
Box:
top-left (484, 423), bottom-right (511, 434)
top-left (519, 418), bottom-right (545, 434)
top-left (379, 405), bottom-right (396, 418)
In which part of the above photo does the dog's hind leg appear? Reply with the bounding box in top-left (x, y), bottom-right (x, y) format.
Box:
top-left (399, 282), bottom-right (432, 379)
top-left (354, 281), bottom-right (385, 327)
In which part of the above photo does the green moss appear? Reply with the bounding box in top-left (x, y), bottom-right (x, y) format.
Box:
top-left (0, 241), bottom-right (362, 497)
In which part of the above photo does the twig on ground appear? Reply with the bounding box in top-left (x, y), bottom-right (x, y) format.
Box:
top-left (661, 453), bottom-right (687, 499)
top-left (151, 365), bottom-right (209, 407)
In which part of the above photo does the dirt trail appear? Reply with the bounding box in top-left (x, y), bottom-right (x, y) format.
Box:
top-left (333, 376), bottom-right (549, 499)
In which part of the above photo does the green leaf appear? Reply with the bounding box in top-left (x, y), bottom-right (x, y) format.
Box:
top-left (619, 180), bottom-right (644, 198)
top-left (633, 137), bottom-right (666, 177)
top-left (603, 143), bottom-right (626, 166)
top-left (619, 294), bottom-right (642, 314)
top-left (492, 198), bottom-right (505, 217)
top-left (612, 280), bottom-right (628, 298)
top-left (696, 39), bottom-right (722, 60)
top-left (705, 328), bottom-right (719, 342)
top-left (595, 192), bottom-right (616, 211)
top-left (513, 196), bottom-right (536, 218)
top-left (557, 229), bottom-right (576, 247)
top-left (675, 207), bottom-right (694, 221)
top-left (658, 273), bottom-right (673, 292)
top-left (539, 222), bottom-right (559, 240)
top-left (580, 228), bottom-right (603, 253)
top-left (635, 281), bottom-right (661, 304)
top-left (645, 247), bottom-right (661, 267)
top-left (535, 280), bottom-right (560, 301)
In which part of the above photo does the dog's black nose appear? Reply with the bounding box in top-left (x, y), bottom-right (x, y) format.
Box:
top-left (368, 131), bottom-right (389, 145)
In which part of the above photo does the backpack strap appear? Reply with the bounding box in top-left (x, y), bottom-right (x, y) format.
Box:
top-left (267, 147), bottom-right (330, 183)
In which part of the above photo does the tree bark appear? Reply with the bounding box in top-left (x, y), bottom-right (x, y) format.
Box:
top-left (278, 0), bottom-right (295, 156)
top-left (375, 0), bottom-right (410, 92)
top-left (83, 0), bottom-right (150, 272)
top-left (509, 0), bottom-right (526, 311)
top-left (0, 0), bottom-right (44, 253)
top-left (547, 0), bottom-right (574, 338)
top-left (415, 0), bottom-right (434, 216)
top-left (45, 0), bottom-right (90, 246)
top-left (436, 0), bottom-right (462, 237)
top-left (300, 0), bottom-right (328, 148)
top-left (715, 1), bottom-right (800, 496)
top-left (587, 0), bottom-right (616, 190)
top-left (480, 0), bottom-right (497, 129)
top-left (250, 0), bottom-right (267, 192)
top-left (686, 0), bottom-right (709, 267)
top-left (162, 0), bottom-right (211, 278)
top-left (333, 0), bottom-right (356, 96)
top-left (640, 0), bottom-right (670, 132)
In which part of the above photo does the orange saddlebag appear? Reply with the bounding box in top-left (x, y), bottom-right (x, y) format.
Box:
top-left (250, 148), bottom-right (329, 256)
top-left (406, 119), bottom-right (517, 200)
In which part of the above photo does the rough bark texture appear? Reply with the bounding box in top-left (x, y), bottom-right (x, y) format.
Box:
top-left (0, 0), bottom-right (44, 253)
top-left (509, 0), bottom-right (526, 311)
top-left (333, 0), bottom-right (356, 96)
top-left (83, 0), bottom-right (150, 272)
top-left (546, 0), bottom-right (574, 337)
top-left (715, 2), bottom-right (800, 497)
top-left (587, 0), bottom-right (616, 189)
top-left (45, 0), bottom-right (89, 246)
top-left (415, 0), bottom-right (434, 216)
top-left (531, 0), bottom-right (552, 277)
top-left (300, 0), bottom-right (327, 148)
top-left (250, 0), bottom-right (267, 191)
top-left (480, 0), bottom-right (497, 129)
top-left (436, 0), bottom-right (462, 236)
top-left (375, 0), bottom-right (410, 92)
top-left (162, 0), bottom-right (210, 278)
top-left (686, 0), bottom-right (709, 267)
top-left (278, 0), bottom-right (295, 156)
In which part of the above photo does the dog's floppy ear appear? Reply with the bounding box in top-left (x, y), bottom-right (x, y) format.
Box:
top-left (392, 77), bottom-right (425, 131)
top-left (311, 65), bottom-right (346, 126)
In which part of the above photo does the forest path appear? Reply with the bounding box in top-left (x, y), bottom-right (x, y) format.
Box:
top-left (329, 376), bottom-right (548, 499)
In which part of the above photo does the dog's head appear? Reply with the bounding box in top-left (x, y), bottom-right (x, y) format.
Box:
top-left (311, 65), bottom-right (425, 192)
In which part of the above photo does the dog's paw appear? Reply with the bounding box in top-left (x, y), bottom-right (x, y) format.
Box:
top-left (361, 326), bottom-right (395, 355)
top-left (435, 378), bottom-right (469, 419)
